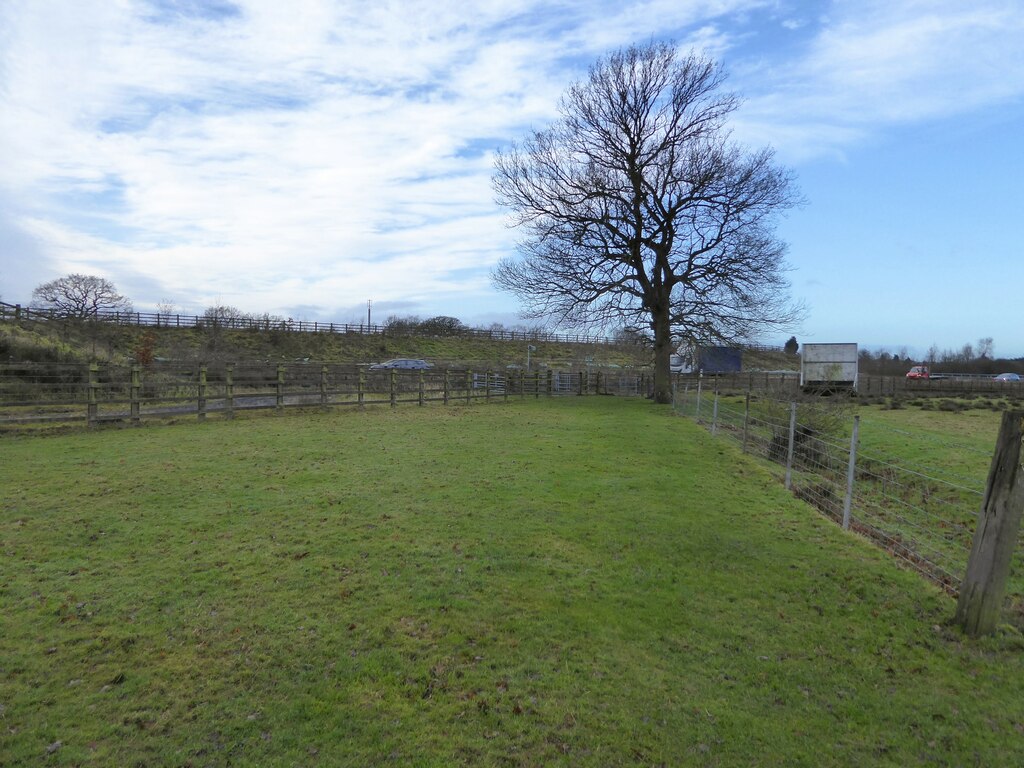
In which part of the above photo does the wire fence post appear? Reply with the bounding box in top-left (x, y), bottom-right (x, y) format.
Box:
top-left (955, 411), bottom-right (1024, 636)
top-left (711, 391), bottom-right (719, 436)
top-left (321, 365), bottom-right (329, 409)
top-left (358, 368), bottom-right (365, 409)
top-left (695, 376), bottom-right (703, 419)
top-left (842, 415), bottom-right (860, 529)
top-left (443, 369), bottom-right (450, 405)
top-left (390, 369), bottom-right (397, 408)
top-left (276, 364), bottom-right (285, 410)
top-left (198, 366), bottom-right (208, 421)
top-left (225, 364), bottom-right (234, 418)
top-left (418, 370), bottom-right (425, 406)
top-left (466, 370), bottom-right (473, 404)
top-left (784, 402), bottom-right (797, 491)
top-left (87, 362), bottom-right (99, 427)
top-left (742, 392), bottom-right (750, 452)
top-left (130, 364), bottom-right (141, 425)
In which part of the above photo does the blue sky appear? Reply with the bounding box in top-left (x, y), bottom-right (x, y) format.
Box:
top-left (1, 0), bottom-right (1023, 358)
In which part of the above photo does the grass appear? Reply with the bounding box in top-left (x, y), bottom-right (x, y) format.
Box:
top-left (2, 398), bottom-right (1023, 766)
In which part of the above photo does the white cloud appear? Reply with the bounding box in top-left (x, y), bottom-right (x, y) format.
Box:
top-left (732, 0), bottom-right (1024, 158)
top-left (1, 0), bottom-right (1021, 330)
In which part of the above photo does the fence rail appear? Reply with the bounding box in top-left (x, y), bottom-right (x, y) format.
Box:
top-left (690, 371), bottom-right (1024, 398)
top-left (673, 378), bottom-right (1024, 628)
top-left (0, 360), bottom-right (649, 427)
top-left (0, 301), bottom-right (625, 346)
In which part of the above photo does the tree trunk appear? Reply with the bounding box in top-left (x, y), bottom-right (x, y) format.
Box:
top-left (651, 305), bottom-right (673, 404)
top-left (955, 410), bottom-right (1024, 636)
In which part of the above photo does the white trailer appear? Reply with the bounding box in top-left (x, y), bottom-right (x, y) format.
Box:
top-left (800, 343), bottom-right (858, 393)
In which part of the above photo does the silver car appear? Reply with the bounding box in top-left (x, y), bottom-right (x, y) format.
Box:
top-left (369, 358), bottom-right (433, 370)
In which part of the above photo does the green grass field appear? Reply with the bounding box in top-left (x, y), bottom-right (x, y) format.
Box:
top-left (2, 398), bottom-right (1023, 766)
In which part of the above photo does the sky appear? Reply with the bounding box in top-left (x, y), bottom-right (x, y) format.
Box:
top-left (1, 0), bottom-right (1023, 359)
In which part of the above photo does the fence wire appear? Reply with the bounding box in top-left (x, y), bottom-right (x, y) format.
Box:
top-left (673, 381), bottom-right (1024, 627)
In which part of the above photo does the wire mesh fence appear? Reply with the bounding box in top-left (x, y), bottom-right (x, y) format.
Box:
top-left (673, 378), bottom-right (1024, 627)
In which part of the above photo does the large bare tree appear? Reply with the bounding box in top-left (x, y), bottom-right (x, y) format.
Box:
top-left (493, 42), bottom-right (802, 403)
top-left (31, 274), bottom-right (132, 318)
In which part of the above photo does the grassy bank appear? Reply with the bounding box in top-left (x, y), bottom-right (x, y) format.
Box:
top-left (2, 398), bottom-right (1022, 766)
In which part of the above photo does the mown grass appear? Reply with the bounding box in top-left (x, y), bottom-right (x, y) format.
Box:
top-left (2, 398), bottom-right (1023, 766)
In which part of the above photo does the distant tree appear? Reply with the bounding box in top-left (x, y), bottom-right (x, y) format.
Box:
top-left (784, 336), bottom-right (799, 356)
top-left (31, 274), bottom-right (132, 318)
top-left (977, 337), bottom-right (994, 359)
top-left (615, 326), bottom-right (649, 345)
top-left (202, 305), bottom-right (246, 327)
top-left (418, 315), bottom-right (466, 336)
top-left (134, 330), bottom-right (158, 366)
top-left (384, 315), bottom-right (422, 335)
top-left (493, 42), bottom-right (802, 403)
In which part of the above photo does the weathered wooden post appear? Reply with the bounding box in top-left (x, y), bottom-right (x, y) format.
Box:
top-left (711, 392), bottom-right (719, 435)
top-left (321, 365), bottom-right (329, 409)
top-left (225, 364), bottom-right (234, 418)
top-left (485, 370), bottom-right (492, 402)
top-left (87, 363), bottom-right (99, 427)
top-left (358, 368), bottom-right (366, 409)
top-left (443, 369), bottom-right (450, 405)
top-left (198, 366), bottom-right (208, 421)
top-left (418, 370), bottom-right (425, 406)
top-left (956, 411), bottom-right (1024, 637)
top-left (546, 369), bottom-right (553, 397)
top-left (578, 371), bottom-right (584, 396)
top-left (130, 364), bottom-right (141, 425)
top-left (465, 370), bottom-right (472, 404)
top-left (784, 402), bottom-right (797, 490)
top-left (742, 392), bottom-right (750, 452)
top-left (390, 370), bottom-right (397, 408)
top-left (275, 364), bottom-right (286, 410)
top-left (842, 415), bottom-right (860, 529)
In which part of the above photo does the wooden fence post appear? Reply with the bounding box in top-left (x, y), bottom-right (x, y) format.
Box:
top-left (784, 402), bottom-right (797, 490)
top-left (276, 364), bottom-right (286, 410)
top-left (465, 370), bottom-right (472, 405)
top-left (955, 411), bottom-right (1024, 637)
top-left (390, 370), bottom-right (397, 408)
top-left (546, 369), bottom-right (553, 396)
top-left (485, 370), bottom-right (492, 402)
top-left (418, 370), bottom-right (425, 406)
top-left (225, 364), bottom-right (234, 418)
top-left (88, 363), bottom-right (99, 427)
top-left (742, 392), bottom-right (750, 452)
top-left (198, 366), bottom-right (207, 421)
top-left (358, 368), bottom-right (366, 409)
top-left (130, 364), bottom-right (141, 425)
top-left (321, 365), bottom-right (329, 409)
top-left (842, 415), bottom-right (860, 529)
top-left (443, 369), bottom-right (450, 405)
